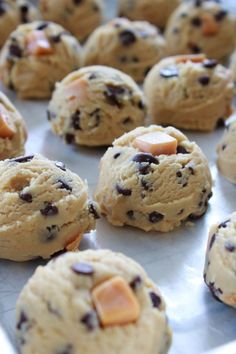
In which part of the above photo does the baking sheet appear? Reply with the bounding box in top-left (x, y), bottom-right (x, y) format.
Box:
top-left (0, 1), bottom-right (236, 353)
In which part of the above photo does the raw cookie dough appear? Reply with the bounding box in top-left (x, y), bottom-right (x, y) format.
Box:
top-left (0, 154), bottom-right (99, 261)
top-left (0, 21), bottom-right (81, 99)
top-left (39, 0), bottom-right (103, 42)
top-left (95, 125), bottom-right (212, 232)
top-left (204, 213), bottom-right (236, 308)
top-left (0, 0), bottom-right (39, 48)
top-left (48, 65), bottom-right (147, 147)
top-left (144, 54), bottom-right (234, 131)
top-left (83, 17), bottom-right (166, 83)
top-left (165, 0), bottom-right (236, 61)
top-left (229, 49), bottom-right (236, 82)
top-left (217, 119), bottom-right (236, 183)
top-left (0, 91), bottom-right (27, 159)
top-left (16, 249), bottom-right (172, 354)
top-left (119, 0), bottom-right (181, 30)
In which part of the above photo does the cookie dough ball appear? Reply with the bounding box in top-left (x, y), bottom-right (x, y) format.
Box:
top-left (144, 54), bottom-right (234, 131)
top-left (204, 213), bottom-right (236, 308)
top-left (217, 120), bottom-right (236, 183)
top-left (0, 91), bottom-right (27, 159)
top-left (16, 249), bottom-right (172, 354)
top-left (39, 0), bottom-right (103, 42)
top-left (83, 18), bottom-right (166, 83)
top-left (95, 125), bottom-right (212, 232)
top-left (0, 21), bottom-right (81, 99)
top-left (165, 0), bottom-right (236, 61)
top-left (119, 0), bottom-right (181, 30)
top-left (229, 49), bottom-right (236, 82)
top-left (0, 154), bottom-right (99, 261)
top-left (0, 0), bottom-right (39, 48)
top-left (48, 66), bottom-right (147, 147)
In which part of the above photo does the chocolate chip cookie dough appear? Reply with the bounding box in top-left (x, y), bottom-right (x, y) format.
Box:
top-left (0, 154), bottom-right (99, 261)
top-left (95, 125), bottom-right (212, 232)
top-left (39, 0), bottom-right (103, 42)
top-left (204, 213), bottom-right (236, 308)
top-left (0, 21), bottom-right (81, 99)
top-left (48, 66), bottom-right (146, 146)
top-left (229, 49), bottom-right (236, 82)
top-left (165, 0), bottom-right (236, 61)
top-left (0, 91), bottom-right (27, 159)
top-left (144, 54), bottom-right (234, 131)
top-left (0, 0), bottom-right (39, 48)
top-left (83, 18), bottom-right (166, 83)
top-left (119, 0), bottom-right (181, 30)
top-left (16, 249), bottom-right (172, 354)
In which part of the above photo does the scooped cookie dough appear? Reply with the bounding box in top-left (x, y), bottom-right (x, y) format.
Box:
top-left (217, 119), bottom-right (236, 183)
top-left (0, 21), bottom-right (81, 99)
top-left (0, 0), bottom-right (39, 48)
top-left (229, 49), bottom-right (236, 82)
top-left (165, 0), bottom-right (236, 61)
top-left (119, 0), bottom-right (181, 30)
top-left (16, 249), bottom-right (172, 354)
top-left (95, 125), bottom-right (212, 232)
top-left (0, 91), bottom-right (27, 159)
top-left (39, 0), bottom-right (103, 42)
top-left (0, 154), bottom-right (99, 261)
top-left (204, 213), bottom-right (236, 308)
top-left (48, 66), bottom-right (147, 147)
top-left (144, 54), bottom-right (234, 131)
top-left (83, 17), bottom-right (166, 83)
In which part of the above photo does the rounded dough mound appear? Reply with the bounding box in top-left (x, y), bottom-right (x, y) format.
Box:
top-left (0, 154), bottom-right (99, 261)
top-left (204, 212), bottom-right (236, 308)
top-left (144, 55), bottom-right (234, 131)
top-left (217, 119), bottom-right (236, 183)
top-left (83, 17), bottom-right (166, 83)
top-left (0, 91), bottom-right (27, 159)
top-left (0, 21), bottom-right (81, 99)
top-left (119, 0), bottom-right (181, 30)
top-left (0, 0), bottom-right (39, 48)
top-left (39, 0), bottom-right (103, 42)
top-left (48, 65), bottom-right (147, 147)
top-left (16, 249), bottom-right (172, 354)
top-left (95, 125), bottom-right (212, 232)
top-left (165, 1), bottom-right (236, 61)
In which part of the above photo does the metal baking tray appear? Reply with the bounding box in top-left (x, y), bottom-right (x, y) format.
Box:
top-left (0, 1), bottom-right (236, 353)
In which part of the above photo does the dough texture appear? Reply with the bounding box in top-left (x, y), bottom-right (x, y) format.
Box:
top-left (165, 1), bottom-right (236, 61)
top-left (39, 0), bottom-right (103, 42)
top-left (0, 154), bottom-right (99, 261)
top-left (95, 125), bottom-right (212, 232)
top-left (204, 212), bottom-right (236, 308)
top-left (0, 21), bottom-right (81, 99)
top-left (16, 249), bottom-right (172, 354)
top-left (144, 55), bottom-right (234, 131)
top-left (217, 119), bottom-right (236, 183)
top-left (83, 17), bottom-right (166, 83)
top-left (48, 65), bottom-right (147, 146)
top-left (229, 49), bottom-right (236, 82)
top-left (119, 0), bottom-right (181, 30)
top-left (0, 91), bottom-right (27, 159)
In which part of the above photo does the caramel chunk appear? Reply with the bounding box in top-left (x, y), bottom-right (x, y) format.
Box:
top-left (65, 79), bottom-right (89, 103)
top-left (201, 14), bottom-right (219, 36)
top-left (134, 131), bottom-right (177, 156)
top-left (26, 30), bottom-right (53, 56)
top-left (175, 54), bottom-right (206, 63)
top-left (0, 104), bottom-right (16, 138)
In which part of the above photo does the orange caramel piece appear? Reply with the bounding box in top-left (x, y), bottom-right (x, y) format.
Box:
top-left (134, 131), bottom-right (177, 156)
top-left (0, 104), bottom-right (16, 138)
top-left (65, 233), bottom-right (83, 251)
top-left (92, 276), bottom-right (140, 327)
top-left (175, 54), bottom-right (206, 64)
top-left (201, 14), bottom-right (219, 36)
top-left (26, 30), bottom-right (53, 56)
top-left (65, 78), bottom-right (89, 103)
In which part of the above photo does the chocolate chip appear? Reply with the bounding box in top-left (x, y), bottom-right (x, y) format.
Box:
top-left (207, 191), bottom-right (213, 199)
top-left (17, 311), bottom-right (28, 330)
top-left (182, 182), bottom-right (188, 187)
top-left (138, 100), bottom-right (145, 110)
top-left (9, 43), bottom-right (22, 58)
top-left (188, 213), bottom-right (204, 221)
top-left (217, 118), bottom-right (225, 128)
top-left (150, 292), bottom-right (162, 308)
top-left (188, 43), bottom-right (201, 53)
top-left (218, 219), bottom-right (230, 229)
top-left (177, 146), bottom-right (189, 154)
top-left (207, 281), bottom-right (223, 302)
top-left (71, 262), bottom-right (94, 275)
top-left (141, 178), bottom-right (152, 191)
top-left (225, 241), bottom-right (236, 252)
top-left (215, 10), bottom-right (227, 22)
top-left (89, 108), bottom-right (100, 128)
top-left (203, 59), bottom-right (218, 69)
top-left (104, 85), bottom-right (125, 108)
top-left (37, 22), bottom-right (49, 30)
top-left (116, 184), bottom-right (132, 196)
top-left (173, 28), bottom-right (179, 34)
top-left (88, 73), bottom-right (97, 80)
top-left (12, 155), bottom-right (34, 163)
top-left (198, 76), bottom-right (210, 86)
top-left (127, 210), bottom-right (134, 219)
top-left (132, 56), bottom-right (139, 63)
top-left (132, 153), bottom-right (159, 165)
top-left (209, 233), bottom-right (216, 250)
top-left (55, 161), bottom-right (66, 171)
top-left (123, 117), bottom-right (133, 125)
top-left (195, 0), bottom-right (203, 7)
top-left (65, 133), bottom-right (75, 144)
top-left (89, 203), bottom-right (100, 219)
top-left (119, 55), bottom-right (127, 63)
top-left (180, 12), bottom-right (187, 18)
top-left (19, 4), bottom-right (28, 23)
top-left (176, 171), bottom-right (182, 178)
top-left (191, 16), bottom-right (202, 26)
top-left (73, 0), bottom-right (83, 4)
top-left (57, 178), bottom-right (72, 192)
top-left (0, 3), bottom-right (6, 16)
top-left (44, 225), bottom-right (59, 242)
top-left (81, 311), bottom-right (98, 331)
top-left (71, 110), bottom-right (81, 130)
top-left (149, 212), bottom-right (164, 223)
top-left (19, 192), bottom-right (32, 203)
top-left (119, 30), bottom-right (136, 46)
top-left (114, 152), bottom-right (121, 159)
top-left (130, 276), bottom-right (142, 290)
top-left (40, 202), bottom-right (58, 217)
top-left (160, 67), bottom-right (179, 79)
top-left (178, 208), bottom-right (184, 215)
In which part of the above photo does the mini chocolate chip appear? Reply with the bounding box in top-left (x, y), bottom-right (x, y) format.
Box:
top-left (88, 73), bottom-right (97, 80)
top-left (123, 117), bottom-right (133, 124)
top-left (20, 4), bottom-right (28, 23)
top-left (188, 43), bottom-right (201, 53)
top-left (130, 276), bottom-right (142, 290)
top-left (191, 16), bottom-right (202, 26)
top-left (180, 12), bottom-right (187, 18)
top-left (132, 56), bottom-right (139, 63)
top-left (222, 144), bottom-right (226, 150)
top-left (0, 3), bottom-right (6, 16)
top-left (132, 153), bottom-right (159, 165)
top-left (160, 67), bottom-right (179, 79)
top-left (218, 219), bottom-right (230, 229)
top-left (141, 178), bottom-right (152, 191)
top-left (104, 85), bottom-right (125, 108)
top-left (9, 43), bottom-right (22, 58)
top-left (188, 213), bottom-right (204, 221)
top-left (119, 30), bottom-right (136, 46)
top-left (55, 161), bottom-right (66, 171)
top-left (44, 225), bottom-right (59, 242)
top-left (195, 0), bottom-right (202, 7)
top-left (182, 182), bottom-right (188, 187)
top-left (114, 152), bottom-right (121, 159)
top-left (208, 281), bottom-right (223, 302)
top-left (176, 171), bottom-right (182, 177)
top-left (207, 191), bottom-right (213, 199)
top-left (215, 10), bottom-right (227, 22)
top-left (71, 262), bottom-right (94, 275)
top-left (19, 192), bottom-right (32, 203)
top-left (178, 208), bottom-right (184, 215)
top-left (177, 146), bottom-right (189, 154)
top-left (89, 203), bottom-right (100, 219)
top-left (225, 241), bottom-right (236, 252)
top-left (203, 59), bottom-right (218, 69)
top-left (116, 184), bottom-right (132, 196)
top-left (150, 292), bottom-right (162, 308)
top-left (119, 55), bottom-right (127, 63)
top-left (57, 178), bottom-right (72, 192)
top-left (188, 166), bottom-right (195, 175)
top-left (209, 233), bottom-right (216, 250)
top-left (37, 22), bottom-right (49, 30)
top-left (40, 202), bottom-right (58, 217)
top-left (198, 76), bottom-right (210, 86)
top-left (73, 0), bottom-right (83, 4)
top-left (65, 133), bottom-right (75, 144)
top-left (138, 100), bottom-right (145, 110)
top-left (81, 311), bottom-right (98, 331)
top-left (217, 118), bottom-right (225, 128)
top-left (127, 210), bottom-right (134, 219)
top-left (149, 212), bottom-right (164, 223)
top-left (17, 311), bottom-right (28, 330)
top-left (12, 155), bottom-right (34, 163)
top-left (71, 110), bottom-right (81, 130)
top-left (173, 28), bottom-right (179, 34)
